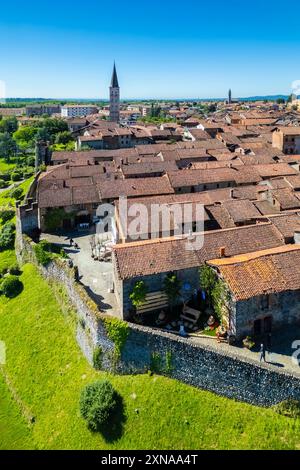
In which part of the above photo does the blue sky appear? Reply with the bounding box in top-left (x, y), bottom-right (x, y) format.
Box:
top-left (1, 0), bottom-right (300, 99)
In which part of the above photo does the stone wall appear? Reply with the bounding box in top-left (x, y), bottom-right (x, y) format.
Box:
top-left (15, 231), bottom-right (300, 407)
top-left (120, 324), bottom-right (300, 407)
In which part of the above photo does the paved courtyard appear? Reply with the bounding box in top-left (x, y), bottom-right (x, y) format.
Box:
top-left (41, 229), bottom-right (121, 318)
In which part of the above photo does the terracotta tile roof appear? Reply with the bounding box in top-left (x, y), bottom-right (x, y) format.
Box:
top-left (168, 168), bottom-right (237, 188)
top-left (269, 213), bottom-right (300, 239)
top-left (188, 129), bottom-right (212, 140)
top-left (222, 199), bottom-right (262, 223)
top-left (284, 175), bottom-right (300, 190)
top-left (209, 245), bottom-right (300, 300)
top-left (254, 200), bottom-right (280, 215)
top-left (113, 223), bottom-right (284, 280)
top-left (272, 188), bottom-right (300, 210)
top-left (275, 127), bottom-right (300, 135)
top-left (206, 205), bottom-right (236, 229)
top-left (256, 163), bottom-right (297, 178)
top-left (98, 175), bottom-right (174, 200)
top-left (231, 185), bottom-right (269, 200)
top-left (121, 161), bottom-right (177, 177)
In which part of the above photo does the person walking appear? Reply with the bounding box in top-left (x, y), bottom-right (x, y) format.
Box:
top-left (69, 238), bottom-right (74, 247)
top-left (259, 343), bottom-right (266, 363)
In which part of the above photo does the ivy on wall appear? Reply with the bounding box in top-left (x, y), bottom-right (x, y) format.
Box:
top-left (103, 317), bottom-right (129, 361)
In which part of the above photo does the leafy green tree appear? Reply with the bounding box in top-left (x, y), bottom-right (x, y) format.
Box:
top-left (0, 116), bottom-right (18, 134)
top-left (129, 280), bottom-right (147, 308)
top-left (276, 98), bottom-right (285, 104)
top-left (163, 273), bottom-right (181, 311)
top-left (55, 131), bottom-right (73, 145)
top-left (35, 127), bottom-right (51, 142)
top-left (13, 126), bottom-right (38, 145)
top-left (0, 132), bottom-right (17, 162)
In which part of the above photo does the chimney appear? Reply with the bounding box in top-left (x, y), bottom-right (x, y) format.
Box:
top-left (220, 246), bottom-right (226, 257)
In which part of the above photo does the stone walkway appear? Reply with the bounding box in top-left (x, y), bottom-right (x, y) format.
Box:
top-left (190, 326), bottom-right (300, 376)
top-left (41, 230), bottom-right (121, 318)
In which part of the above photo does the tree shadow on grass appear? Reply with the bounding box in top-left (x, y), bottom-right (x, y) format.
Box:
top-left (99, 393), bottom-right (127, 443)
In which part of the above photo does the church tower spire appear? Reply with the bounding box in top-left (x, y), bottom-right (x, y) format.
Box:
top-left (109, 62), bottom-right (120, 122)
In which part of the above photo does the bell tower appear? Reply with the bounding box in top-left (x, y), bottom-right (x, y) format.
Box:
top-left (109, 62), bottom-right (120, 122)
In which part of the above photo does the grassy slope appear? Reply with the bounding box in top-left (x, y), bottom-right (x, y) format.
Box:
top-left (1, 264), bottom-right (300, 449)
top-left (0, 158), bottom-right (15, 173)
top-left (0, 375), bottom-right (34, 449)
top-left (0, 250), bottom-right (16, 272)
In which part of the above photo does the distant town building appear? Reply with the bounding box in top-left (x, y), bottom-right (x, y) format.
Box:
top-left (61, 105), bottom-right (98, 118)
top-left (109, 63), bottom-right (120, 122)
top-left (272, 127), bottom-right (300, 154)
top-left (26, 104), bottom-right (61, 116)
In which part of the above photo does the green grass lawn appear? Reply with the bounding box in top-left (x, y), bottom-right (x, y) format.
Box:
top-left (0, 375), bottom-right (34, 449)
top-left (0, 158), bottom-right (15, 173)
top-left (1, 263), bottom-right (300, 449)
top-left (0, 249), bottom-right (16, 273)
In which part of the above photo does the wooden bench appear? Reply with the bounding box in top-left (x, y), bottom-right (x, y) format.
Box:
top-left (136, 291), bottom-right (169, 315)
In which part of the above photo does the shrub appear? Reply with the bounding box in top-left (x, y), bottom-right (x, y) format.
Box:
top-left (0, 222), bottom-right (15, 251)
top-left (242, 336), bottom-right (255, 350)
top-left (8, 264), bottom-right (21, 275)
top-left (0, 275), bottom-right (23, 298)
top-left (10, 170), bottom-right (23, 182)
top-left (9, 186), bottom-right (23, 200)
top-left (0, 178), bottom-right (7, 189)
top-left (79, 380), bottom-right (118, 431)
top-left (273, 399), bottom-right (300, 419)
top-left (26, 156), bottom-right (36, 167)
top-left (0, 209), bottom-right (15, 224)
top-left (34, 240), bottom-right (53, 266)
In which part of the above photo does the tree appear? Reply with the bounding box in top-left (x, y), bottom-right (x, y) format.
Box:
top-left (35, 127), bottom-right (51, 143)
top-left (13, 126), bottom-right (37, 148)
top-left (199, 265), bottom-right (217, 306)
top-left (0, 116), bottom-right (18, 134)
top-left (55, 131), bottom-right (73, 145)
top-left (276, 98), bottom-right (285, 104)
top-left (0, 132), bottom-right (17, 162)
top-left (163, 273), bottom-right (181, 311)
top-left (129, 280), bottom-right (147, 308)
